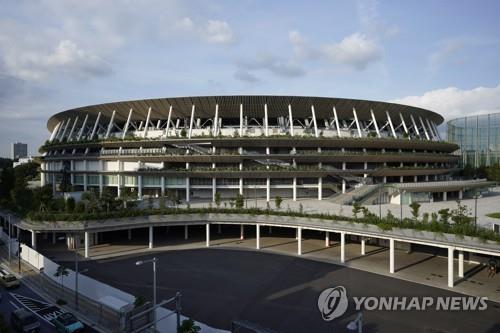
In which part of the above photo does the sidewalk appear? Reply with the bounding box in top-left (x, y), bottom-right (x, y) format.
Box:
top-left (0, 246), bottom-right (109, 333)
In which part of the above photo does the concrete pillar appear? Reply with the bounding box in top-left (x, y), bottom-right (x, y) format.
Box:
top-left (161, 176), bottom-right (165, 197)
top-left (31, 230), bottom-right (36, 250)
top-left (186, 177), bottom-right (190, 203)
top-left (383, 176), bottom-right (387, 183)
top-left (212, 178), bottom-right (216, 202)
top-left (268, 226), bottom-right (272, 234)
top-left (128, 229), bottom-right (132, 240)
top-left (239, 178), bottom-right (243, 195)
top-left (52, 232), bottom-right (56, 244)
top-left (297, 227), bottom-right (302, 255)
top-left (240, 225), bottom-right (244, 240)
top-left (206, 224), bottom-right (210, 247)
top-left (266, 178), bottom-right (270, 202)
top-left (148, 226), bottom-right (153, 249)
top-left (217, 224), bottom-right (221, 234)
top-left (138, 175), bottom-right (143, 199)
top-left (361, 237), bottom-right (366, 255)
top-left (84, 232), bottom-right (90, 258)
top-left (184, 225), bottom-right (188, 240)
top-left (458, 251), bottom-right (464, 278)
top-left (389, 238), bottom-right (395, 273)
top-left (318, 177), bottom-right (322, 200)
top-left (458, 190), bottom-right (463, 200)
top-left (342, 180), bottom-right (346, 194)
top-left (340, 232), bottom-right (345, 263)
top-left (448, 247), bottom-right (454, 287)
top-left (443, 191), bottom-right (447, 201)
top-left (400, 176), bottom-right (404, 183)
top-left (292, 177), bottom-right (297, 201)
top-left (256, 224), bottom-right (260, 250)
top-left (325, 231), bottom-right (330, 247)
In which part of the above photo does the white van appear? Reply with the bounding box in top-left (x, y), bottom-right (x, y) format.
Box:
top-left (0, 268), bottom-right (20, 289)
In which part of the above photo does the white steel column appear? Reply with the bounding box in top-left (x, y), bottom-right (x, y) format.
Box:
top-left (148, 226), bottom-right (153, 249)
top-left (239, 103), bottom-right (243, 136)
top-left (399, 113), bottom-right (409, 138)
top-left (264, 103), bottom-right (269, 136)
top-left (188, 104), bottom-right (195, 139)
top-left (311, 105), bottom-right (319, 137)
top-left (212, 103), bottom-right (219, 136)
top-left (204, 224), bottom-right (209, 247)
top-left (448, 247), bottom-right (454, 287)
top-left (333, 106), bottom-right (341, 137)
top-left (292, 177), bottom-right (297, 201)
top-left (361, 237), bottom-right (366, 255)
top-left (370, 109), bottom-right (381, 137)
top-left (122, 108), bottom-right (133, 139)
top-left (288, 104), bottom-right (294, 136)
top-left (105, 110), bottom-right (116, 139)
top-left (458, 251), bottom-right (464, 278)
top-left (59, 118), bottom-right (71, 141)
top-left (184, 225), bottom-right (188, 240)
top-left (90, 112), bottom-right (102, 140)
top-left (239, 178), bottom-right (243, 195)
top-left (76, 114), bottom-right (89, 141)
top-left (186, 177), bottom-right (190, 203)
top-left (165, 106), bottom-right (173, 137)
top-left (318, 177), bottom-right (322, 200)
top-left (352, 108), bottom-right (362, 137)
top-left (161, 176), bottom-right (165, 196)
top-left (138, 175), bottom-right (143, 199)
top-left (266, 178), bottom-right (270, 202)
top-left (410, 115), bottom-right (420, 138)
top-left (256, 224), bottom-right (260, 250)
top-left (389, 238), bottom-right (395, 273)
top-left (67, 116), bottom-right (79, 141)
top-left (143, 107), bottom-right (152, 138)
top-left (325, 231), bottom-right (330, 247)
top-left (84, 231), bottom-right (90, 258)
top-left (297, 227), bottom-right (302, 255)
top-left (431, 121), bottom-right (441, 140)
top-left (340, 232), bottom-right (345, 263)
top-left (240, 225), bottom-right (244, 240)
top-left (212, 178), bottom-right (216, 202)
top-left (426, 118), bottom-right (437, 140)
top-left (419, 116), bottom-right (430, 140)
top-left (49, 121), bottom-right (62, 142)
top-left (386, 111), bottom-right (397, 138)
top-left (31, 230), bottom-right (37, 250)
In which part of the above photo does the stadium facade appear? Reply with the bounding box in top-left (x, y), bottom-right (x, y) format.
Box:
top-left (447, 112), bottom-right (500, 168)
top-left (40, 95), bottom-right (488, 204)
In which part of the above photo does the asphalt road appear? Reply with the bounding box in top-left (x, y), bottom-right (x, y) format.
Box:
top-left (62, 248), bottom-right (500, 333)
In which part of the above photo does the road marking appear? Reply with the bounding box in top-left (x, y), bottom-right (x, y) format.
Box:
top-left (9, 293), bottom-right (62, 326)
top-left (9, 300), bottom-right (20, 309)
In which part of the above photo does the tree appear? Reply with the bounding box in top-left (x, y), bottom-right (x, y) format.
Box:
top-left (274, 196), bottom-right (282, 210)
top-left (81, 191), bottom-right (99, 213)
top-left (53, 265), bottom-right (69, 294)
top-left (100, 188), bottom-right (116, 212)
top-left (159, 195), bottom-right (166, 209)
top-left (65, 197), bottom-right (75, 213)
top-left (438, 208), bottom-right (450, 225)
top-left (34, 184), bottom-right (53, 212)
top-left (59, 168), bottom-right (72, 194)
top-left (214, 192), bottom-right (221, 208)
top-left (180, 128), bottom-right (187, 137)
top-left (451, 201), bottom-right (471, 225)
top-left (167, 190), bottom-right (179, 208)
top-left (235, 194), bottom-right (244, 209)
top-left (352, 202), bottom-right (362, 219)
top-left (178, 319), bottom-right (201, 333)
top-left (409, 202), bottom-right (421, 221)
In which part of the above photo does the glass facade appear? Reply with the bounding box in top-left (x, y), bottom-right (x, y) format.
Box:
top-left (447, 112), bottom-right (500, 167)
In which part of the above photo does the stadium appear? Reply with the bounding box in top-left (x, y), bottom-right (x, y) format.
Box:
top-left (39, 95), bottom-right (488, 204)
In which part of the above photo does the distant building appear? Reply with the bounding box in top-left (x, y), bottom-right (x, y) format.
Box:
top-left (11, 142), bottom-right (28, 160)
top-left (447, 112), bottom-right (500, 167)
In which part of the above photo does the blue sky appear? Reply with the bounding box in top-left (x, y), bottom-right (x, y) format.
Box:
top-left (1, 0), bottom-right (500, 157)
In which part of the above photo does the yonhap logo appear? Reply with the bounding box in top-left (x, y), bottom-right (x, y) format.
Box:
top-left (317, 286), bottom-right (348, 321)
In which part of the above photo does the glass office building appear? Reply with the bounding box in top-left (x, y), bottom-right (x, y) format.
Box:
top-left (447, 112), bottom-right (500, 167)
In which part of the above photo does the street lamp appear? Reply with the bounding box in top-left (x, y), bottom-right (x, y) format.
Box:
top-left (474, 190), bottom-right (479, 232)
top-left (347, 312), bottom-right (363, 333)
top-left (136, 257), bottom-right (157, 332)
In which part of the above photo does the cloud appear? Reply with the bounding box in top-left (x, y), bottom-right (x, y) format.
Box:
top-left (203, 20), bottom-right (234, 44)
top-left (429, 39), bottom-right (466, 67)
top-left (235, 54), bottom-right (305, 81)
top-left (3, 39), bottom-right (112, 81)
top-left (233, 69), bottom-right (260, 83)
top-left (322, 33), bottom-right (382, 70)
top-left (174, 17), bottom-right (195, 31)
top-left (356, 0), bottom-right (399, 38)
top-left (390, 85), bottom-right (500, 120)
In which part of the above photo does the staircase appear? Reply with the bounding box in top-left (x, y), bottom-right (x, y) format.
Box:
top-left (329, 184), bottom-right (382, 205)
